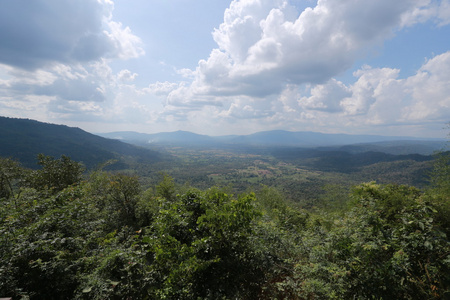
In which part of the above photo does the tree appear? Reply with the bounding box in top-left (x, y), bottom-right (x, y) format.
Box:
top-left (0, 157), bottom-right (24, 199)
top-left (290, 182), bottom-right (450, 299)
top-left (27, 154), bottom-right (85, 193)
top-left (85, 170), bottom-right (141, 230)
top-left (425, 123), bottom-right (450, 237)
top-left (142, 187), bottom-right (270, 299)
top-left (155, 172), bottom-right (176, 201)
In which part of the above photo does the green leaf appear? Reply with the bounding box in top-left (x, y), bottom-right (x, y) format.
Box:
top-left (418, 222), bottom-right (424, 231)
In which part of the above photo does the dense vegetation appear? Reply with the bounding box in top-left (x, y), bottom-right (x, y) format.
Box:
top-left (0, 151), bottom-right (449, 299)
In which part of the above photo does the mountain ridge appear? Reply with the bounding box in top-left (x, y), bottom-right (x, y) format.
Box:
top-left (99, 129), bottom-right (446, 154)
top-left (0, 116), bottom-right (163, 168)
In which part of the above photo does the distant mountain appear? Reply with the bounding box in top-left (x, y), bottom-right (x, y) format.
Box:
top-left (101, 130), bottom-right (216, 146)
top-left (0, 117), bottom-right (163, 168)
top-left (221, 130), bottom-right (444, 147)
top-left (98, 129), bottom-right (446, 154)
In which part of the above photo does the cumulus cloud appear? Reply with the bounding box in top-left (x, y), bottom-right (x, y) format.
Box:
top-left (0, 63), bottom-right (104, 102)
top-left (298, 51), bottom-right (450, 128)
top-left (340, 66), bottom-right (402, 116)
top-left (159, 50), bottom-right (450, 136)
top-left (105, 20), bottom-right (145, 60)
top-left (220, 96), bottom-right (276, 119)
top-left (0, 60), bottom-right (145, 124)
top-left (300, 79), bottom-right (351, 112)
top-left (149, 0), bottom-right (448, 137)
top-left (0, 0), bottom-right (143, 70)
top-left (167, 0), bottom-right (437, 105)
top-left (117, 69), bottom-right (138, 83)
top-left (402, 51), bottom-right (450, 121)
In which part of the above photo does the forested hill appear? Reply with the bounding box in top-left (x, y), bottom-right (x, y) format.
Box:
top-left (0, 116), bottom-right (163, 168)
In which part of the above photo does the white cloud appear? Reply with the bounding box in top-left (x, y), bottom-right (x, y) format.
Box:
top-left (144, 81), bottom-right (179, 96)
top-left (0, 94), bottom-right (56, 124)
top-left (402, 51), bottom-right (450, 121)
top-left (0, 0), bottom-right (448, 137)
top-left (213, 0), bottom-right (284, 63)
top-left (166, 84), bottom-right (222, 108)
top-left (50, 100), bottom-right (104, 115)
top-left (0, 65), bottom-right (58, 87)
top-left (400, 0), bottom-right (450, 27)
top-left (104, 20), bottom-right (145, 60)
top-left (117, 69), bottom-right (138, 82)
top-left (164, 50), bottom-right (450, 136)
top-left (0, 0), bottom-right (146, 125)
top-left (0, 59), bottom-right (149, 124)
top-left (437, 0), bottom-right (450, 26)
top-left (145, 0), bottom-right (448, 137)
top-left (176, 68), bottom-right (196, 78)
top-left (168, 0), bottom-right (439, 107)
top-left (220, 96), bottom-right (275, 119)
top-left (316, 51), bottom-right (450, 127)
top-left (300, 79), bottom-right (351, 112)
top-left (340, 66), bottom-right (401, 116)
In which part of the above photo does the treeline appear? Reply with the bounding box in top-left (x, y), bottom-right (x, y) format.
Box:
top-left (0, 153), bottom-right (449, 299)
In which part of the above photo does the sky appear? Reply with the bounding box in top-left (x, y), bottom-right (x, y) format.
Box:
top-left (0, 0), bottom-right (449, 138)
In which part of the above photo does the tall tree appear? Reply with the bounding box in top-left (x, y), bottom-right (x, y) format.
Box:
top-left (27, 154), bottom-right (84, 193)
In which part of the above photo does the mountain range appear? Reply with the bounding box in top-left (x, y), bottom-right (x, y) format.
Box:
top-left (0, 116), bottom-right (446, 170)
top-left (99, 129), bottom-right (446, 155)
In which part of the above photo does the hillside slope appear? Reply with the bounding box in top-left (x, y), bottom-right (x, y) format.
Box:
top-left (0, 116), bottom-right (163, 168)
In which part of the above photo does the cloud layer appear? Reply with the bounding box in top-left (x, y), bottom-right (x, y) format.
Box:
top-left (158, 0), bottom-right (450, 136)
top-left (0, 0), bottom-right (449, 137)
top-left (171, 0), bottom-right (446, 100)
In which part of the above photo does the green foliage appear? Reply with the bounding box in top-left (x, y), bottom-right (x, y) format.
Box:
top-left (0, 153), bottom-right (449, 299)
top-left (430, 151), bottom-right (450, 195)
top-left (0, 157), bottom-right (24, 199)
top-left (286, 182), bottom-right (450, 299)
top-left (342, 184), bottom-right (447, 298)
top-left (155, 172), bottom-right (176, 201)
top-left (256, 185), bottom-right (309, 232)
top-left (27, 154), bottom-right (85, 193)
top-left (0, 184), bottom-right (102, 299)
top-left (135, 187), bottom-right (159, 228)
top-left (85, 170), bottom-right (141, 230)
top-left (426, 151), bottom-right (450, 236)
top-left (350, 182), bottom-right (422, 222)
top-left (144, 188), bottom-right (269, 299)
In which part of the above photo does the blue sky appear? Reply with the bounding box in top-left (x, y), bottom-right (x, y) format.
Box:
top-left (0, 0), bottom-right (449, 138)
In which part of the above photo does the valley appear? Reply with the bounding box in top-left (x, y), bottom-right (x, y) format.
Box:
top-left (1, 117), bottom-right (449, 299)
top-left (1, 116), bottom-right (443, 209)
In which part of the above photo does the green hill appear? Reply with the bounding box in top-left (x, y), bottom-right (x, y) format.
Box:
top-left (0, 116), bottom-right (164, 169)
